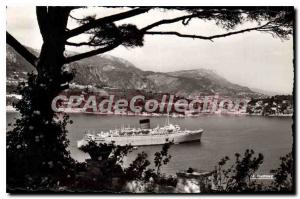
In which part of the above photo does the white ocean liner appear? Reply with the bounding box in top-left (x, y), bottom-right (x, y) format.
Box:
top-left (77, 117), bottom-right (203, 147)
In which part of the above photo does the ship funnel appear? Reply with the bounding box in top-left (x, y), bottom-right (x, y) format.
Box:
top-left (140, 119), bottom-right (150, 129)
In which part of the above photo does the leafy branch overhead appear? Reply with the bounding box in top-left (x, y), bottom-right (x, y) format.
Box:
top-left (7, 7), bottom-right (293, 67)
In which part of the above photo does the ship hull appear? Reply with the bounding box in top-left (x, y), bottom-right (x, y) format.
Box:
top-left (77, 130), bottom-right (203, 148)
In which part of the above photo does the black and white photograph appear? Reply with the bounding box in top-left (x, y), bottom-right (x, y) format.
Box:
top-left (4, 5), bottom-right (295, 194)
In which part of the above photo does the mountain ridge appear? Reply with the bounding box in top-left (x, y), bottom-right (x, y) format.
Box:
top-left (6, 44), bottom-right (260, 98)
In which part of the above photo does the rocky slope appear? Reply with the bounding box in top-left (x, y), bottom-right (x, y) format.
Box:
top-left (7, 44), bottom-right (258, 97)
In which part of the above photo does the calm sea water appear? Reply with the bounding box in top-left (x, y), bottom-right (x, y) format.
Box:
top-left (6, 113), bottom-right (293, 175)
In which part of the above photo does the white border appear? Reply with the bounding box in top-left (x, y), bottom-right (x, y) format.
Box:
top-left (1, 0), bottom-right (298, 199)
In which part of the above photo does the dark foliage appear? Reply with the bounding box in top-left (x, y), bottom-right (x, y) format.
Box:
top-left (76, 141), bottom-right (175, 192)
top-left (124, 141), bottom-right (176, 188)
top-left (187, 167), bottom-right (194, 173)
top-left (125, 152), bottom-right (151, 181)
top-left (7, 73), bottom-right (76, 191)
top-left (270, 152), bottom-right (293, 192)
top-left (154, 141), bottom-right (173, 175)
top-left (212, 149), bottom-right (264, 193)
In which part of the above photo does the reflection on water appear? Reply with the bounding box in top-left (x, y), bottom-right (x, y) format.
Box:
top-left (6, 113), bottom-right (293, 175)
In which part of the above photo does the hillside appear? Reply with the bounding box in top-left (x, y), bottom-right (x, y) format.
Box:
top-left (69, 54), bottom-right (156, 90)
top-left (6, 44), bottom-right (259, 98)
top-left (6, 45), bottom-right (36, 76)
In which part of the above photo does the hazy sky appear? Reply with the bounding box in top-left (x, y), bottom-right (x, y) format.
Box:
top-left (6, 7), bottom-right (294, 94)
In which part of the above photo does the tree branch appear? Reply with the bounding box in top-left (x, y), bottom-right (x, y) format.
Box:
top-left (65, 41), bottom-right (99, 47)
top-left (65, 34), bottom-right (102, 47)
top-left (6, 32), bottom-right (38, 67)
top-left (69, 14), bottom-right (85, 21)
top-left (141, 13), bottom-right (199, 32)
top-left (140, 9), bottom-right (230, 32)
top-left (145, 31), bottom-right (214, 41)
top-left (66, 8), bottom-right (151, 39)
top-left (64, 41), bottom-right (121, 64)
top-left (144, 22), bottom-right (273, 41)
top-left (36, 7), bottom-right (49, 41)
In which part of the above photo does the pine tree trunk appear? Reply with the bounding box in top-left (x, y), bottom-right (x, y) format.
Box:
top-left (7, 8), bottom-right (75, 189)
top-left (35, 7), bottom-right (71, 119)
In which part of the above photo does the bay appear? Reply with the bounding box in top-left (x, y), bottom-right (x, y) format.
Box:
top-left (6, 112), bottom-right (293, 175)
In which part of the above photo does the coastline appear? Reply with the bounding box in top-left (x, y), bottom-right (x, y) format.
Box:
top-left (6, 106), bottom-right (293, 117)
